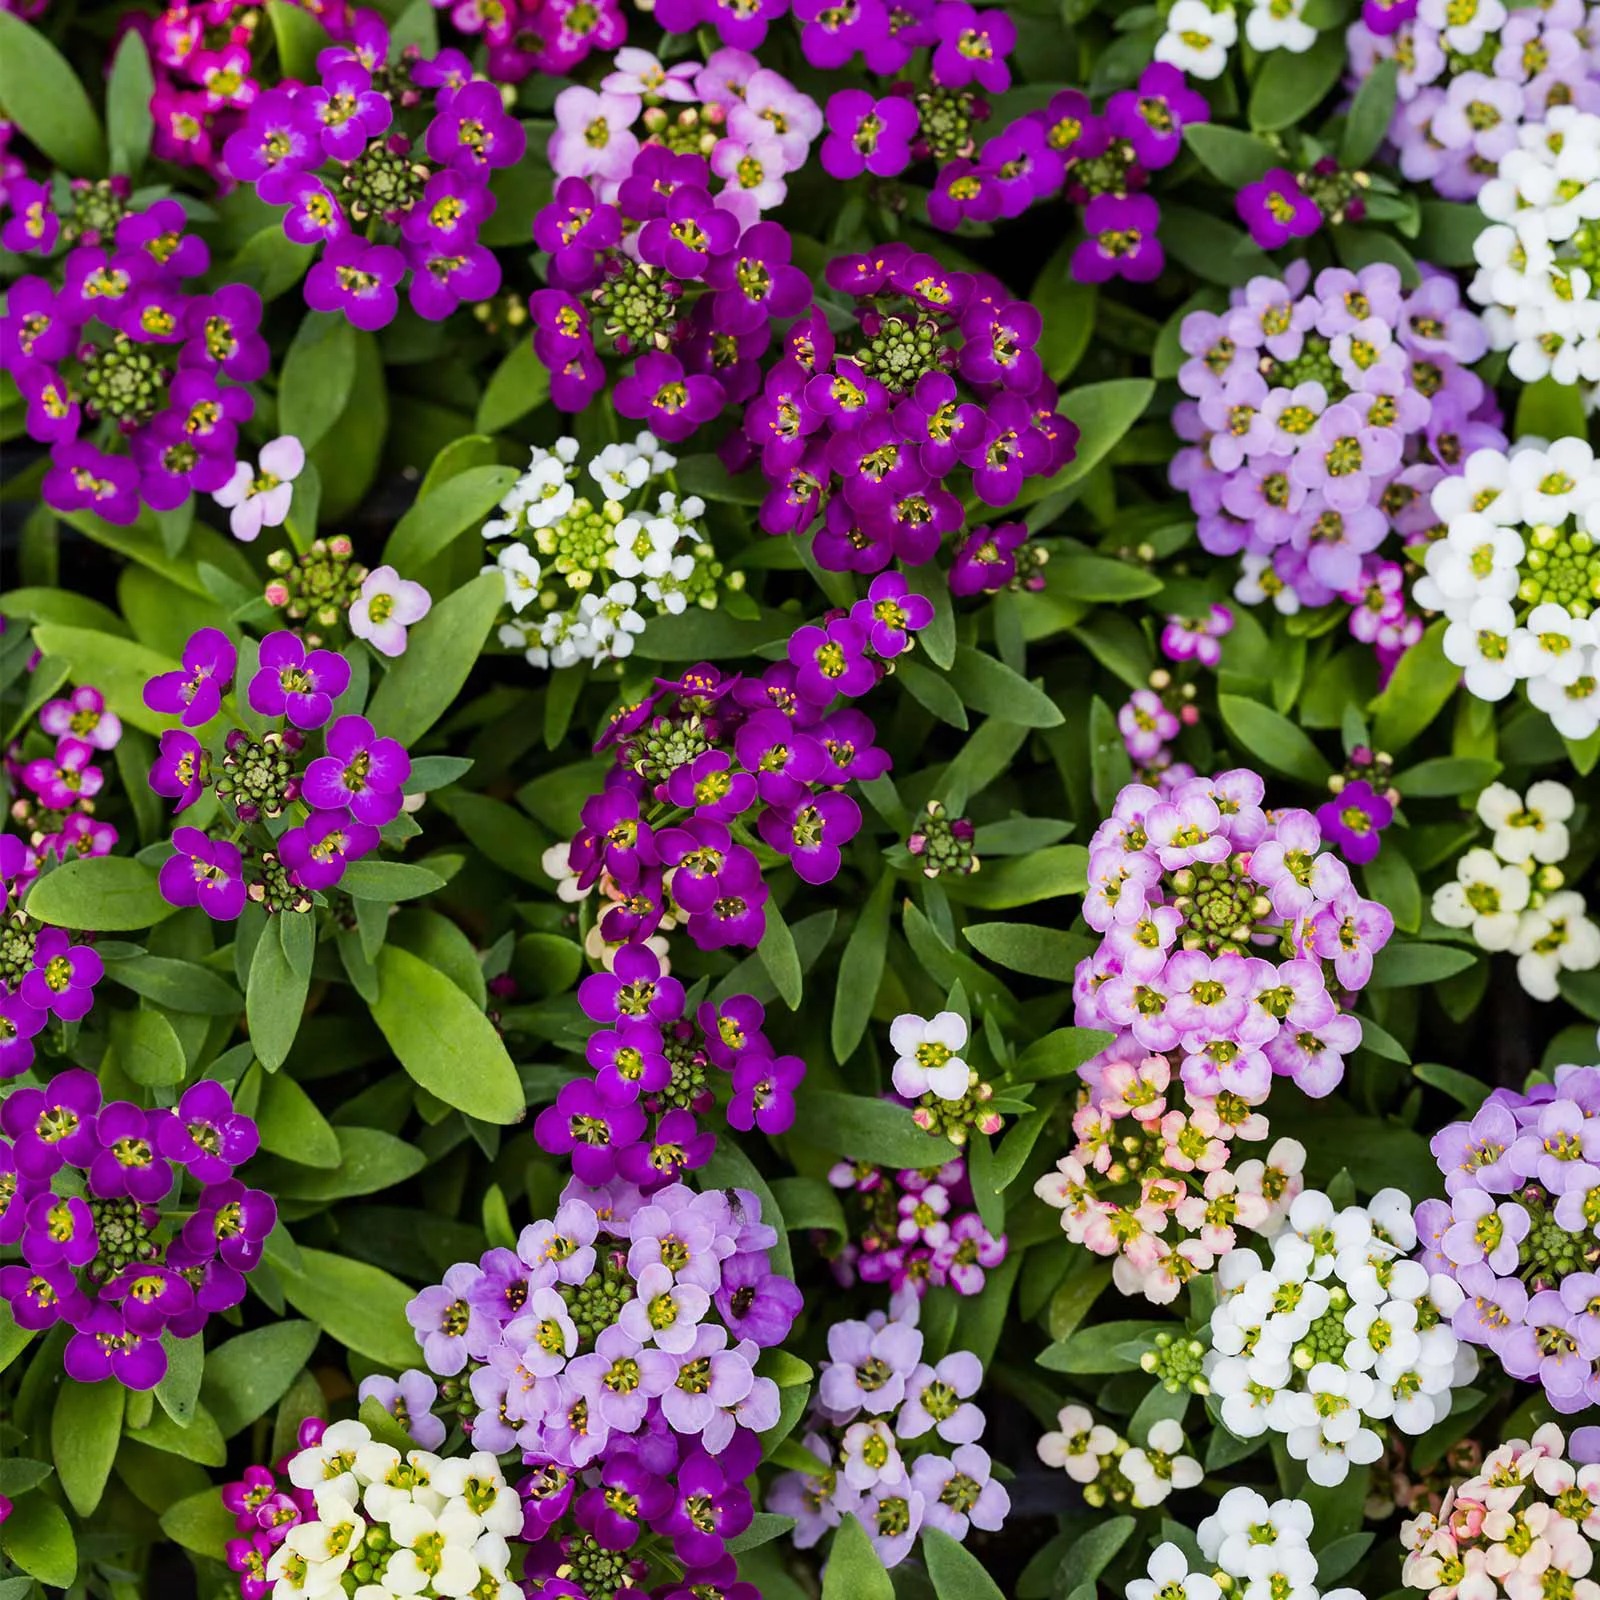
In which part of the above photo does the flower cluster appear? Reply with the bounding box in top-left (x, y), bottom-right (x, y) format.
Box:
top-left (1431, 780), bottom-right (1600, 1000)
top-left (1036, 1044), bottom-right (1305, 1303)
top-left (1416, 1064), bottom-right (1600, 1412)
top-left (1126, 1485), bottom-right (1364, 1600)
top-left (0, 1074), bottom-right (273, 1390)
top-left (552, 48), bottom-right (819, 229)
top-left (1077, 769), bottom-right (1395, 1105)
top-left (143, 627), bottom-right (415, 917)
top-left (225, 26), bottom-right (523, 328)
top-left (1173, 260), bottom-right (1503, 677)
top-left (1348, 0), bottom-right (1600, 203)
top-left (767, 1295), bottom-right (1009, 1567)
top-left (247, 1418), bottom-right (523, 1600)
top-left (733, 243), bottom-right (1073, 580)
top-left (1401, 1422), bottom-right (1600, 1600)
top-left (1204, 1187), bottom-right (1476, 1486)
top-left (432, 0), bottom-right (621, 83)
top-left (1039, 1406), bottom-right (1202, 1509)
top-left (1468, 107), bottom-right (1600, 390)
top-left (404, 1177), bottom-right (797, 1593)
top-left (563, 618), bottom-right (916, 955)
top-left (825, 1150), bottom-right (1007, 1300)
top-left (1416, 439), bottom-right (1600, 737)
top-left (0, 193), bottom-right (267, 525)
top-left (483, 432), bottom-right (744, 669)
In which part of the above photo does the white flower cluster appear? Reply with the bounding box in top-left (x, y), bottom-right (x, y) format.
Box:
top-left (1126, 1487), bottom-right (1362, 1600)
top-left (1432, 780), bottom-right (1600, 1000)
top-left (268, 1421), bottom-right (523, 1600)
top-left (1470, 107), bottom-right (1600, 390)
top-left (482, 432), bottom-right (743, 669)
top-left (1038, 1407), bottom-right (1202, 1510)
top-left (1204, 1188), bottom-right (1477, 1487)
top-left (1155, 0), bottom-right (1314, 80)
top-left (1415, 439), bottom-right (1600, 736)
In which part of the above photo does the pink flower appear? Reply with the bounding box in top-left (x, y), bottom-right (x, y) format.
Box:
top-left (213, 436), bottom-right (303, 542)
top-left (348, 565), bottom-right (432, 658)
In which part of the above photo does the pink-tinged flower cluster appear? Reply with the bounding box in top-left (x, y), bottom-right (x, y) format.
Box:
top-left (1077, 769), bottom-right (1395, 1106)
top-left (552, 48), bottom-right (819, 229)
top-left (1172, 260), bottom-right (1505, 681)
top-left (767, 1293), bottom-right (1009, 1568)
top-left (142, 627), bottom-right (414, 918)
top-left (732, 244), bottom-right (1073, 582)
top-left (0, 193), bottom-right (266, 526)
top-left (1401, 1422), bottom-right (1600, 1600)
top-left (127, 0), bottom-right (366, 179)
top-left (564, 633), bottom-right (913, 956)
top-left (223, 25), bottom-right (523, 328)
top-left (824, 1154), bottom-right (1007, 1300)
top-left (1416, 1065), bottom-right (1600, 1415)
top-left (0, 1073), bottom-right (274, 1390)
top-left (432, 0), bottom-right (622, 83)
top-left (1035, 1046), bottom-right (1306, 1303)
top-left (1348, 0), bottom-right (1600, 202)
top-left (403, 1177), bottom-right (796, 1592)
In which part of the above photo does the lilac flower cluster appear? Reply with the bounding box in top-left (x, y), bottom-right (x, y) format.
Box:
top-left (824, 1154), bottom-right (1007, 1301)
top-left (564, 623), bottom-right (919, 957)
top-left (0, 193), bottom-right (266, 525)
top-left (220, 1416), bottom-right (333, 1600)
top-left (1417, 1063), bottom-right (1600, 1414)
top-left (1116, 609), bottom-right (1234, 792)
top-left (768, 1294), bottom-right (1009, 1568)
top-left (143, 627), bottom-right (412, 917)
top-left (403, 1176), bottom-right (798, 1593)
top-left (552, 48), bottom-right (819, 230)
top-left (1347, 0), bottom-right (1600, 202)
top-left (224, 25), bottom-right (524, 327)
top-left (432, 0), bottom-right (622, 84)
top-left (0, 1074), bottom-right (273, 1390)
top-left (131, 0), bottom-right (366, 179)
top-left (1172, 261), bottom-right (1505, 679)
top-left (1078, 769), bottom-right (1395, 1104)
top-left (732, 243), bottom-right (1074, 579)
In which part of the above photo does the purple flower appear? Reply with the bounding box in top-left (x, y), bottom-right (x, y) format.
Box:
top-left (820, 91), bottom-right (918, 179)
top-left (21, 928), bottom-right (103, 1022)
top-left (144, 627), bottom-right (236, 728)
top-left (280, 809), bottom-right (378, 892)
top-left (22, 1193), bottom-right (97, 1269)
top-left (306, 59), bottom-right (392, 161)
top-left (222, 89), bottom-right (318, 199)
top-left (819, 1315), bottom-right (924, 1418)
top-left (577, 1455), bottom-right (674, 1552)
top-left (756, 793), bottom-right (862, 885)
top-left (1106, 64), bottom-right (1210, 169)
top-left (407, 1262), bottom-right (495, 1376)
top-left (1315, 780), bottom-right (1395, 867)
top-left (578, 944), bottom-right (684, 1025)
top-left (146, 731), bottom-right (207, 817)
top-left (911, 1442), bottom-right (1009, 1539)
top-left (0, 992), bottom-right (46, 1079)
top-left (22, 738), bottom-right (102, 810)
top-left (613, 352), bottom-right (724, 443)
top-left (39, 686), bottom-right (119, 752)
top-left (158, 827), bottom-right (247, 921)
top-left (403, 169), bottom-right (497, 253)
top-left (42, 442), bottom-right (140, 526)
top-left (407, 241), bottom-right (502, 322)
top-left (279, 174), bottom-right (349, 248)
top-left (660, 1448), bottom-right (754, 1568)
top-left (727, 1052), bottom-right (806, 1135)
top-left (358, 1372), bottom-right (447, 1450)
top-left (248, 632), bottom-right (350, 729)
top-left (88, 1101), bottom-right (174, 1205)
top-left (850, 573), bottom-right (934, 659)
top-left (64, 1304), bottom-right (167, 1390)
top-left (2, 179), bottom-right (59, 255)
top-left (535, 1081), bottom-right (648, 1186)
top-left (184, 285), bottom-right (270, 383)
top-left (156, 1080), bottom-right (260, 1182)
top-left (1160, 605), bottom-right (1233, 667)
top-left (949, 522), bottom-right (1030, 596)
top-left (789, 619), bottom-right (877, 706)
top-left (1238, 169), bottom-right (1324, 250)
top-left (425, 80), bottom-right (527, 173)
top-left (2, 1068), bottom-right (101, 1179)
top-left (0, 1265), bottom-right (83, 1332)
top-left (930, 3), bottom-right (1015, 92)
top-left (1309, 886), bottom-right (1394, 988)
top-left (302, 715), bottom-right (409, 826)
top-left (108, 1265), bottom-right (196, 1336)
top-left (663, 750), bottom-right (756, 822)
top-left (304, 237), bottom-right (405, 332)
top-left (715, 1249), bottom-right (802, 1346)
top-left (1073, 194), bottom-right (1164, 285)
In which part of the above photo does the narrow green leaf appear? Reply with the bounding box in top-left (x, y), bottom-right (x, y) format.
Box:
top-left (946, 645), bottom-right (1062, 727)
top-left (821, 1514), bottom-right (894, 1600)
top-left (831, 874), bottom-right (893, 1063)
top-left (51, 1378), bottom-right (125, 1516)
top-left (278, 312), bottom-right (357, 452)
top-left (757, 904), bottom-right (804, 1009)
top-left (0, 13), bottom-right (107, 174)
top-left (278, 1249), bottom-right (420, 1370)
top-left (383, 464), bottom-right (521, 571)
top-left (110, 1008), bottom-right (187, 1086)
top-left (924, 1527), bottom-right (1006, 1600)
top-left (1219, 694), bottom-right (1334, 786)
top-left (247, 913), bottom-right (311, 1071)
top-left (791, 1091), bottom-right (951, 1168)
top-left (201, 1321), bottom-right (320, 1438)
top-left (476, 341), bottom-right (552, 433)
top-left (1341, 57), bottom-right (1398, 167)
top-left (107, 32), bottom-right (156, 179)
top-left (1, 1495), bottom-right (77, 1589)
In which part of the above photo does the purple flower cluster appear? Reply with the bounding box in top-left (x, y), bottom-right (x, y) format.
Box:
top-left (1172, 261), bottom-right (1505, 679)
top-left (0, 194), bottom-right (265, 525)
top-left (1078, 769), bottom-right (1395, 1104)
top-left (0, 1074), bottom-right (274, 1390)
top-left (220, 1415), bottom-right (332, 1599)
top-left (732, 243), bottom-right (1074, 577)
top-left (143, 627), bottom-right (410, 917)
top-left (224, 26), bottom-right (523, 327)
top-left (768, 1295), bottom-right (1008, 1567)
top-left (433, 0), bottom-right (622, 84)
top-left (825, 1155), bottom-right (1007, 1301)
top-left (1348, 0), bottom-right (1600, 201)
top-left (403, 1177), bottom-right (797, 1589)
top-left (1417, 1065), bottom-right (1600, 1414)
top-left (566, 632), bottom-right (914, 957)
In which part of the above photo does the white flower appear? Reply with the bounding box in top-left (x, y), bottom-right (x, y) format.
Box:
top-left (492, 543), bottom-right (543, 613)
top-left (1154, 0), bottom-right (1237, 80)
top-left (1037, 1404), bottom-right (1121, 1482)
top-left (385, 1498), bottom-right (484, 1597)
top-left (214, 434), bottom-right (305, 543)
top-left (1127, 1542), bottom-right (1223, 1600)
top-left (1507, 603), bottom-right (1594, 684)
top-left (1244, 0), bottom-right (1314, 54)
top-left (1418, 0), bottom-right (1506, 55)
top-left (1198, 1486), bottom-right (1313, 1572)
top-left (1283, 1362), bottom-right (1383, 1485)
top-left (287, 1420), bottom-right (372, 1503)
top-left (1478, 780), bottom-right (1574, 865)
top-left (1442, 597), bottom-right (1518, 701)
top-left (430, 1454), bottom-right (523, 1538)
top-left (349, 565), bottom-right (431, 658)
top-left (1513, 890), bottom-right (1600, 1000)
top-left (284, 1489), bottom-right (366, 1585)
top-left (1342, 1298), bottom-right (1421, 1373)
top-left (498, 451), bottom-right (575, 533)
top-left (1235, 553), bottom-right (1301, 615)
top-left (1121, 1418), bottom-right (1203, 1507)
top-left (609, 514), bottom-right (682, 580)
top-left (888, 1010), bottom-right (970, 1100)
top-left (1432, 846), bottom-right (1532, 951)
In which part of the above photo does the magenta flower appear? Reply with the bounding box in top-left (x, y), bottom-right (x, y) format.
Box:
top-left (1106, 64), bottom-right (1210, 169)
top-left (302, 715), bottom-right (410, 825)
top-left (614, 352), bottom-right (724, 443)
top-left (820, 91), bottom-right (919, 179)
top-left (304, 237), bottom-right (405, 331)
top-left (1238, 168), bottom-right (1323, 250)
top-left (64, 1304), bottom-right (167, 1389)
top-left (1073, 194), bottom-right (1164, 285)
top-left (0, 992), bottom-right (46, 1079)
top-left (21, 929), bottom-right (103, 1023)
top-left (144, 627), bottom-right (236, 728)
top-left (789, 618), bottom-right (877, 705)
top-left (425, 80), bottom-right (527, 173)
top-left (248, 632), bottom-right (351, 730)
top-left (149, 729), bottom-right (209, 813)
top-left (1315, 780), bottom-right (1395, 866)
top-left (280, 808), bottom-right (379, 891)
top-left (158, 826), bottom-right (247, 920)
top-left (22, 738), bottom-right (103, 810)
top-left (306, 59), bottom-right (392, 161)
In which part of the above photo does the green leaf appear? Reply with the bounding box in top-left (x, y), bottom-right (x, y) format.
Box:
top-left (1369, 942), bottom-right (1478, 989)
top-left (278, 312), bottom-right (357, 452)
top-left (110, 1007), bottom-right (186, 1087)
top-left (821, 1514), bottom-right (894, 1600)
top-left (1010, 380), bottom-right (1155, 509)
top-left (159, 1488), bottom-right (235, 1560)
top-left (1045, 1262), bottom-right (1113, 1343)
top-left (1, 1494), bottom-right (77, 1589)
top-left (1011, 1026), bottom-right (1115, 1082)
top-left (476, 341), bottom-right (552, 433)
top-left (1250, 26), bottom-right (1346, 131)
top-left (1037, 1319), bottom-right (1166, 1374)
top-left (155, 1333), bottom-right (203, 1426)
top-left (267, 0), bottom-right (332, 79)
top-left (758, 903), bottom-right (804, 1009)
top-left (383, 464), bottom-right (521, 572)
top-left (963, 923), bottom-right (1092, 982)
top-left (831, 874), bottom-right (893, 1062)
top-left (358, 1395), bottom-right (419, 1453)
top-left (1393, 757), bottom-right (1501, 798)
top-left (1048, 550), bottom-right (1164, 602)
top-left (25, 855), bottom-right (173, 932)
top-left (1030, 242), bottom-right (1097, 383)
top-left (896, 657), bottom-right (969, 729)
top-left (1055, 1517), bottom-right (1136, 1588)
top-left (1219, 694), bottom-right (1334, 786)
top-left (1341, 57), bottom-right (1398, 167)
top-left (27, 624), bottom-right (179, 737)
top-left (1371, 621), bottom-right (1459, 753)
top-left (267, 1127), bottom-right (427, 1200)
top-left (339, 860), bottom-right (448, 902)
top-left (247, 913), bottom-right (312, 1071)
top-left (943, 644), bottom-right (1062, 726)
top-left (366, 571), bottom-right (504, 745)
top-left (1414, 1061), bottom-right (1491, 1111)
top-left (1090, 694), bottom-right (1134, 815)
top-left (937, 845), bottom-right (1088, 909)
top-left (1362, 846), bottom-right (1421, 935)
top-left (371, 944), bottom-right (525, 1123)
top-left (0, 13), bottom-right (106, 175)
top-left (101, 951), bottom-right (242, 1014)
top-left (201, 1321), bottom-right (320, 1438)
top-left (1515, 375), bottom-right (1590, 443)
top-left (51, 1377), bottom-right (124, 1516)
top-left (792, 1090), bottom-right (952, 1168)
top-left (278, 1248), bottom-right (420, 1370)
top-left (1184, 124), bottom-right (1279, 186)
top-left (1160, 203), bottom-right (1275, 287)
top-left (1317, 1533), bottom-right (1375, 1585)
top-left (256, 1070), bottom-right (342, 1168)
top-left (106, 32), bottom-right (156, 179)
top-left (1416, 200), bottom-right (1485, 267)
top-left (924, 1527), bottom-right (1006, 1600)
top-left (128, 1402), bottom-right (228, 1468)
